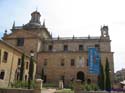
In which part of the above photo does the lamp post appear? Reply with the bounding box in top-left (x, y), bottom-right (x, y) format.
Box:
top-left (28, 50), bottom-right (34, 89)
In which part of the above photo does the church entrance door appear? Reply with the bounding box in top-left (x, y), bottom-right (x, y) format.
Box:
top-left (77, 71), bottom-right (85, 82)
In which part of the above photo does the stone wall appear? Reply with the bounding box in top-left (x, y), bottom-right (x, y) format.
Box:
top-left (37, 50), bottom-right (114, 86)
top-left (0, 88), bottom-right (33, 93)
top-left (0, 79), bottom-right (43, 93)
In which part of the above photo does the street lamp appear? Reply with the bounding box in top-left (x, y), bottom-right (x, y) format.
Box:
top-left (28, 50), bottom-right (34, 89)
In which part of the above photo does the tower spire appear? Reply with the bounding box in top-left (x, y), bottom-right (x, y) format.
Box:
top-left (100, 25), bottom-right (110, 39)
top-left (4, 29), bottom-right (7, 36)
top-left (12, 21), bottom-right (15, 29)
top-left (36, 7), bottom-right (38, 12)
top-left (43, 19), bottom-right (46, 27)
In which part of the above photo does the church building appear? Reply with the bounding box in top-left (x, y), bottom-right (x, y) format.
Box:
top-left (2, 10), bottom-right (114, 87)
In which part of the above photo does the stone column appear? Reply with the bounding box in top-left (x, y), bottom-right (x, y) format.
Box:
top-left (34, 79), bottom-right (43, 93)
top-left (59, 80), bottom-right (64, 89)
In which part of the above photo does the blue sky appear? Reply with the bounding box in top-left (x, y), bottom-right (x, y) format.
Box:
top-left (0, 0), bottom-right (125, 72)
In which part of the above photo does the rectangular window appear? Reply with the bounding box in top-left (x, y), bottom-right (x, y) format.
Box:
top-left (0, 71), bottom-right (5, 80)
top-left (79, 45), bottom-right (83, 51)
top-left (95, 44), bottom-right (100, 50)
top-left (17, 38), bottom-right (24, 46)
top-left (64, 45), bottom-right (68, 51)
top-left (48, 45), bottom-right (53, 51)
top-left (18, 58), bottom-right (21, 66)
top-left (44, 59), bottom-right (47, 66)
top-left (71, 59), bottom-right (75, 66)
top-left (61, 59), bottom-right (64, 66)
top-left (3, 51), bottom-right (8, 62)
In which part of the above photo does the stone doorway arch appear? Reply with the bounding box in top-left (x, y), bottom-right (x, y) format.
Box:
top-left (77, 71), bottom-right (85, 82)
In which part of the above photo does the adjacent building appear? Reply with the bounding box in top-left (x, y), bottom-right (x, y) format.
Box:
top-left (0, 40), bottom-right (36, 87)
top-left (115, 68), bottom-right (125, 83)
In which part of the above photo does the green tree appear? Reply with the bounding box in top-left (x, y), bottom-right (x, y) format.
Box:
top-left (28, 55), bottom-right (34, 89)
top-left (98, 61), bottom-right (105, 90)
top-left (29, 56), bottom-right (34, 80)
top-left (105, 58), bottom-right (111, 91)
top-left (19, 53), bottom-right (25, 81)
top-left (41, 68), bottom-right (44, 80)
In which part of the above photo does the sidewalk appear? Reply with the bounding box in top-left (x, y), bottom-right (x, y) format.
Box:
top-left (41, 88), bottom-right (56, 93)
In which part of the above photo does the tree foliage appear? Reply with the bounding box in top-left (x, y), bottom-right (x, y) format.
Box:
top-left (28, 53), bottom-right (34, 89)
top-left (29, 56), bottom-right (34, 80)
top-left (105, 58), bottom-right (111, 91)
top-left (98, 61), bottom-right (105, 90)
top-left (41, 68), bottom-right (44, 80)
top-left (19, 53), bottom-right (25, 81)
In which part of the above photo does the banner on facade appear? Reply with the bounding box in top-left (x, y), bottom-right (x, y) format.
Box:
top-left (88, 48), bottom-right (100, 75)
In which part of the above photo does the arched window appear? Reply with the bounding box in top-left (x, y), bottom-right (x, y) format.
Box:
top-left (77, 71), bottom-right (85, 82)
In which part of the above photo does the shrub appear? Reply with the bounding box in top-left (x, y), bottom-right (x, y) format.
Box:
top-left (43, 83), bottom-right (57, 88)
top-left (11, 80), bottom-right (35, 89)
top-left (84, 83), bottom-right (98, 91)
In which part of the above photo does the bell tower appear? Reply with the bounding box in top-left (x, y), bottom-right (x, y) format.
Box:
top-left (29, 10), bottom-right (41, 24)
top-left (100, 25), bottom-right (110, 39)
top-left (23, 10), bottom-right (43, 28)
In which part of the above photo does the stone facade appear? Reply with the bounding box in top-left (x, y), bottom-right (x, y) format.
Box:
top-left (0, 40), bottom-right (36, 88)
top-left (37, 38), bottom-right (114, 86)
top-left (3, 29), bottom-right (50, 59)
top-left (1, 10), bottom-right (114, 87)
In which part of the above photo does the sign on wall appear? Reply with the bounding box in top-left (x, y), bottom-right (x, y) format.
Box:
top-left (88, 48), bottom-right (100, 75)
